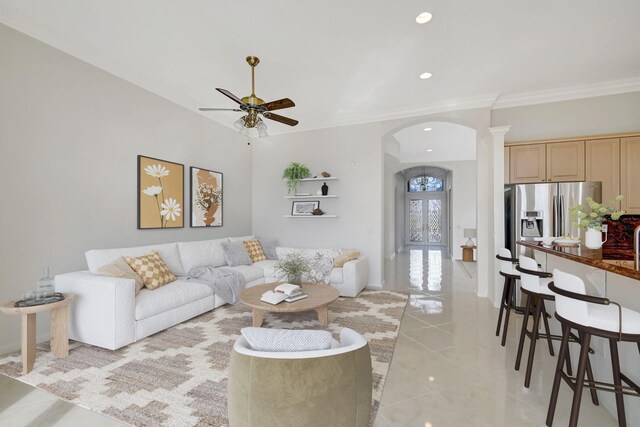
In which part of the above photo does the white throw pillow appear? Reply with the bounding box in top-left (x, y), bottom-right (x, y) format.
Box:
top-left (241, 327), bottom-right (333, 352)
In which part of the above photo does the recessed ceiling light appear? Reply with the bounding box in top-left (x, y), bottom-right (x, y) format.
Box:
top-left (426, 149), bottom-right (433, 152)
top-left (416, 12), bottom-right (433, 24)
top-left (423, 127), bottom-right (432, 131)
top-left (419, 72), bottom-right (432, 80)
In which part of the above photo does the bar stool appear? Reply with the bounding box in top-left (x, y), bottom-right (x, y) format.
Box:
top-left (496, 248), bottom-right (520, 346)
top-left (547, 269), bottom-right (640, 427)
top-left (515, 255), bottom-right (557, 387)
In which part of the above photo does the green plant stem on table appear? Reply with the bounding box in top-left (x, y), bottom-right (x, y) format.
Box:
top-left (273, 252), bottom-right (312, 286)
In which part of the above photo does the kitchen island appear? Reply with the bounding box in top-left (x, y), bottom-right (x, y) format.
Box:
top-left (517, 240), bottom-right (640, 425)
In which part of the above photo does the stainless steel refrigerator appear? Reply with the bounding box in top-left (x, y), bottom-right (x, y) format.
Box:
top-left (504, 182), bottom-right (602, 257)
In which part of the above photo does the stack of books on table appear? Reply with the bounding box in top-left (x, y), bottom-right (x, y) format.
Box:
top-left (260, 284), bottom-right (308, 305)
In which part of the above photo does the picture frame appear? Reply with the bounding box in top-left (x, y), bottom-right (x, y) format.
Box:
top-left (291, 200), bottom-right (320, 216)
top-left (190, 166), bottom-right (223, 227)
top-left (138, 155), bottom-right (184, 229)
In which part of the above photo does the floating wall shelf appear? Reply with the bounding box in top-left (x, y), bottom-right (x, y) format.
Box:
top-left (284, 215), bottom-right (338, 218)
top-left (296, 177), bottom-right (339, 182)
top-left (284, 195), bottom-right (338, 199)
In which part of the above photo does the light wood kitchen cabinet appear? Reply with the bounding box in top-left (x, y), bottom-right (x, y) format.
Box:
top-left (504, 146), bottom-right (510, 184)
top-left (586, 138), bottom-right (620, 206)
top-left (546, 141), bottom-right (585, 182)
top-left (621, 136), bottom-right (640, 214)
top-left (510, 144), bottom-right (546, 183)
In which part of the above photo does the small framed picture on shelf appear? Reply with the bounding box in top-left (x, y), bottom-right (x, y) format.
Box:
top-left (291, 201), bottom-right (320, 216)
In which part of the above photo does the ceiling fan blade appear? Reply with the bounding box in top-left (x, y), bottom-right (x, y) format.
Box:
top-left (199, 108), bottom-right (242, 112)
top-left (216, 88), bottom-right (244, 105)
top-left (262, 98), bottom-right (295, 111)
top-left (264, 112), bottom-right (299, 127)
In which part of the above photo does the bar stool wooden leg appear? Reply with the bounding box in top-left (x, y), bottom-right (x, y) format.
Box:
top-left (524, 297), bottom-right (543, 388)
top-left (569, 332), bottom-right (592, 427)
top-left (515, 293), bottom-right (532, 371)
top-left (501, 278), bottom-right (515, 347)
top-left (585, 349), bottom-right (599, 406)
top-left (496, 277), bottom-right (509, 337)
top-left (541, 301), bottom-right (555, 356)
top-left (609, 338), bottom-right (627, 427)
top-left (547, 324), bottom-right (572, 426)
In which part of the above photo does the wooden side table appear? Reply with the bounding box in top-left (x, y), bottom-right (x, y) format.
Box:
top-left (0, 293), bottom-right (74, 374)
top-left (461, 245), bottom-right (477, 262)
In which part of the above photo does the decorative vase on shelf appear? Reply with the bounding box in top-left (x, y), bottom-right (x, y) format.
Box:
top-left (321, 182), bottom-right (328, 196)
top-left (584, 227), bottom-right (606, 249)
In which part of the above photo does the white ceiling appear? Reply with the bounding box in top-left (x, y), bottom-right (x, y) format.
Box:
top-left (394, 121), bottom-right (476, 163)
top-left (2, 0), bottom-right (639, 134)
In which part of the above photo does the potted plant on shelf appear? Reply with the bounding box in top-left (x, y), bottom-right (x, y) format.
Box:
top-left (570, 195), bottom-right (625, 249)
top-left (273, 252), bottom-right (312, 285)
top-left (282, 162), bottom-right (310, 194)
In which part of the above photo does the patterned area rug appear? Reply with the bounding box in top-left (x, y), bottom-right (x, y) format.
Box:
top-left (0, 290), bottom-right (407, 426)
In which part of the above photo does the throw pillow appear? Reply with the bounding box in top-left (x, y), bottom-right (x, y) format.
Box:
top-left (97, 257), bottom-right (144, 295)
top-left (221, 241), bottom-right (252, 267)
top-left (309, 253), bottom-right (334, 284)
top-left (258, 239), bottom-right (278, 260)
top-left (333, 250), bottom-right (361, 267)
top-left (241, 327), bottom-right (333, 352)
top-left (243, 239), bottom-right (267, 263)
top-left (125, 251), bottom-right (176, 290)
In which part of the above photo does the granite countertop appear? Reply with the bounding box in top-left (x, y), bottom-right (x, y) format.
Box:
top-left (517, 241), bottom-right (640, 281)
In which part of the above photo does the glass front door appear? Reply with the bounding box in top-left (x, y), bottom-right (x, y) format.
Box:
top-left (407, 193), bottom-right (446, 246)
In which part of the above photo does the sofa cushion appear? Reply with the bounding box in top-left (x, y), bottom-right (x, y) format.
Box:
top-left (178, 238), bottom-right (227, 272)
top-left (97, 257), bottom-right (144, 295)
top-left (125, 251), bottom-right (176, 290)
top-left (228, 235), bottom-right (255, 243)
top-left (243, 239), bottom-right (267, 263)
top-left (224, 265), bottom-right (263, 283)
top-left (252, 260), bottom-right (278, 279)
top-left (241, 327), bottom-right (332, 352)
top-left (329, 267), bottom-right (343, 284)
top-left (276, 247), bottom-right (343, 261)
top-left (135, 279), bottom-right (213, 320)
top-left (333, 250), bottom-right (361, 268)
top-left (222, 241), bottom-right (252, 267)
top-left (86, 242), bottom-right (185, 276)
top-left (259, 239), bottom-right (278, 260)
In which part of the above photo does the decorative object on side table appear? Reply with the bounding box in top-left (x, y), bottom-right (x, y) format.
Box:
top-left (273, 251), bottom-right (312, 285)
top-left (321, 182), bottom-right (329, 196)
top-left (138, 155), bottom-right (184, 229)
top-left (1, 293), bottom-right (74, 374)
top-left (463, 228), bottom-right (476, 247)
top-left (282, 162), bottom-right (310, 194)
top-left (461, 245), bottom-right (476, 262)
top-left (570, 195), bottom-right (625, 249)
top-left (190, 166), bottom-right (223, 227)
top-left (291, 200), bottom-right (320, 216)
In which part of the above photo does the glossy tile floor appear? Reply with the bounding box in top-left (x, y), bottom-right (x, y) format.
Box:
top-left (376, 247), bottom-right (617, 427)
top-left (0, 247), bottom-right (618, 426)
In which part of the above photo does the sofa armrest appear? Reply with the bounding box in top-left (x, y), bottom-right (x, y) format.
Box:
top-left (55, 271), bottom-right (136, 350)
top-left (341, 257), bottom-right (369, 297)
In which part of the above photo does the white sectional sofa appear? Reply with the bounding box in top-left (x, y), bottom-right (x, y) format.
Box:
top-left (55, 236), bottom-right (369, 350)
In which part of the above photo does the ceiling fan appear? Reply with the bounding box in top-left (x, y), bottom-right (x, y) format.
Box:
top-left (199, 56), bottom-right (298, 137)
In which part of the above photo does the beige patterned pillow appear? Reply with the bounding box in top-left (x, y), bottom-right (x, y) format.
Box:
top-left (243, 239), bottom-right (267, 263)
top-left (97, 257), bottom-right (144, 295)
top-left (333, 250), bottom-right (361, 268)
top-left (125, 251), bottom-right (176, 290)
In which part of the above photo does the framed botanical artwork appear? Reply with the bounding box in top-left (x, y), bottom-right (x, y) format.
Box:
top-left (137, 155), bottom-right (184, 229)
top-left (190, 166), bottom-right (223, 227)
top-left (291, 200), bottom-right (319, 216)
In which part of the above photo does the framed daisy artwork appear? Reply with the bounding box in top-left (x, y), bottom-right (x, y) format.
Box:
top-left (190, 166), bottom-right (223, 227)
top-left (137, 155), bottom-right (184, 229)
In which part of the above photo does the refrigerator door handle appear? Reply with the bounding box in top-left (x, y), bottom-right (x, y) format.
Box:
top-left (559, 195), bottom-right (564, 237)
top-left (552, 196), bottom-right (558, 237)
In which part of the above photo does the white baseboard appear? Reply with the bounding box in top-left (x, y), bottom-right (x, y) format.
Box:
top-left (0, 333), bottom-right (50, 357)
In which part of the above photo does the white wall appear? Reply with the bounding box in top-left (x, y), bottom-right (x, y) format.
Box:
top-left (0, 24), bottom-right (252, 353)
top-left (492, 92), bottom-right (640, 142)
top-left (252, 122), bottom-right (386, 286)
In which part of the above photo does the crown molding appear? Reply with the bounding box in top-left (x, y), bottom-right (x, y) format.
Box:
top-left (492, 77), bottom-right (640, 110)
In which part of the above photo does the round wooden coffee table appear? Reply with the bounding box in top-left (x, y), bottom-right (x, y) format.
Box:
top-left (239, 282), bottom-right (340, 327)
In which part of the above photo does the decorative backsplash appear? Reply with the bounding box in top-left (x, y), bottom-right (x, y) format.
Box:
top-left (604, 215), bottom-right (640, 249)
